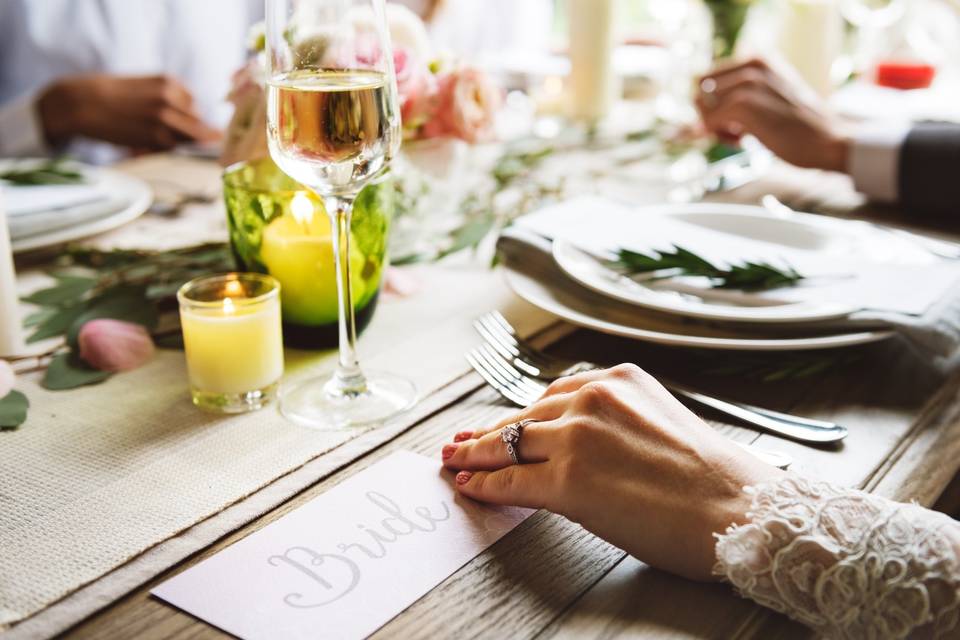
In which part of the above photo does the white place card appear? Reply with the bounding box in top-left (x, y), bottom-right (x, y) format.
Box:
top-left (152, 451), bottom-right (534, 639)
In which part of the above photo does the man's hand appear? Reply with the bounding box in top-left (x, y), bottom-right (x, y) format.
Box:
top-left (696, 58), bottom-right (851, 174)
top-left (37, 74), bottom-right (222, 151)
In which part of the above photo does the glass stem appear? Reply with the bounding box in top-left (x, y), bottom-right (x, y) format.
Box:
top-left (324, 195), bottom-right (367, 397)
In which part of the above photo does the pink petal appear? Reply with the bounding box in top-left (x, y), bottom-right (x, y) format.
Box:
top-left (0, 360), bottom-right (14, 398)
top-left (78, 319), bottom-right (155, 373)
top-left (382, 267), bottom-right (423, 299)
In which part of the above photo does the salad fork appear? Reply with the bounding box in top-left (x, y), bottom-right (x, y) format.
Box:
top-left (472, 311), bottom-right (847, 445)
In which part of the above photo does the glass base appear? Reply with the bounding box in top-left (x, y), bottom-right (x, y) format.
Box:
top-left (192, 381), bottom-right (279, 414)
top-left (280, 370), bottom-right (417, 431)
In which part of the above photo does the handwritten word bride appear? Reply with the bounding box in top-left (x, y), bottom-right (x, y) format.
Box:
top-left (267, 491), bottom-right (451, 608)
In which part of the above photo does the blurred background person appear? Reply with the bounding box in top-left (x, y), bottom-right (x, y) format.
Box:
top-left (0, 0), bottom-right (265, 164)
top-left (0, 0), bottom-right (550, 165)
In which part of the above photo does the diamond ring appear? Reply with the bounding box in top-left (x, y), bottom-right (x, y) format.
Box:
top-left (700, 77), bottom-right (719, 108)
top-left (502, 419), bottom-right (536, 465)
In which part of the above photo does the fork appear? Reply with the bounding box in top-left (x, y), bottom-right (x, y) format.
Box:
top-left (466, 342), bottom-right (793, 470)
top-left (472, 311), bottom-right (847, 445)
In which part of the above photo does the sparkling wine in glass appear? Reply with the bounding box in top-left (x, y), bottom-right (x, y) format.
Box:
top-left (265, 0), bottom-right (415, 429)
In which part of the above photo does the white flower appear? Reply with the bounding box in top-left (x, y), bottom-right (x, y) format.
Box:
top-left (349, 3), bottom-right (433, 63)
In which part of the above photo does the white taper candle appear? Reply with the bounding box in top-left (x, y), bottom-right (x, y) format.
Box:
top-left (0, 188), bottom-right (23, 357)
top-left (567, 0), bottom-right (619, 124)
top-left (779, 0), bottom-right (843, 97)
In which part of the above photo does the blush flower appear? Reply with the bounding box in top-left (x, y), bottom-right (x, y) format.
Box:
top-left (220, 61), bottom-right (268, 167)
top-left (422, 68), bottom-right (502, 143)
top-left (0, 360), bottom-right (14, 398)
top-left (396, 48), bottom-right (438, 128)
top-left (77, 319), bottom-right (156, 373)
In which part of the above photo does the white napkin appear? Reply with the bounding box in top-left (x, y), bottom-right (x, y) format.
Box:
top-left (4, 184), bottom-right (108, 217)
top-left (7, 195), bottom-right (129, 240)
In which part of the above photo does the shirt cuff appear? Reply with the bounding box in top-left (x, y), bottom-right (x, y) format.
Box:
top-left (0, 92), bottom-right (49, 157)
top-left (848, 122), bottom-right (911, 203)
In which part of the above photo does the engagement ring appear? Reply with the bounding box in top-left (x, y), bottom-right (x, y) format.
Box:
top-left (502, 419), bottom-right (536, 465)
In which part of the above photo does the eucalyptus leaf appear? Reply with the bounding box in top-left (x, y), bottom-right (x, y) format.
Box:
top-left (27, 304), bottom-right (86, 343)
top-left (21, 276), bottom-right (97, 306)
top-left (24, 307), bottom-right (58, 328)
top-left (42, 353), bottom-right (111, 391)
top-left (0, 391), bottom-right (29, 430)
top-left (154, 332), bottom-right (184, 349)
top-left (438, 216), bottom-right (496, 260)
top-left (0, 159), bottom-right (84, 186)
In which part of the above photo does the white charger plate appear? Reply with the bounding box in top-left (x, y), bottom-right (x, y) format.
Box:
top-left (3, 161), bottom-right (152, 253)
top-left (551, 203), bottom-right (935, 324)
top-left (503, 261), bottom-right (894, 352)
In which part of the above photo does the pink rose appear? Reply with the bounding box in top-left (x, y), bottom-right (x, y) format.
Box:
top-left (421, 68), bottom-right (502, 143)
top-left (220, 61), bottom-right (269, 167)
top-left (395, 48), bottom-right (437, 128)
top-left (78, 320), bottom-right (155, 373)
top-left (0, 360), bottom-right (14, 398)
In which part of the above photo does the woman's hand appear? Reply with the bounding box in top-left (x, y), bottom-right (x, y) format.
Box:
top-left (442, 364), bottom-right (784, 581)
top-left (696, 58), bottom-right (851, 173)
top-left (37, 74), bottom-right (221, 151)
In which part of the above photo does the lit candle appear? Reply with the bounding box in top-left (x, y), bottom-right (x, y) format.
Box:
top-left (178, 273), bottom-right (284, 413)
top-left (0, 188), bottom-right (23, 357)
top-left (779, 0), bottom-right (843, 97)
top-left (567, 0), bottom-right (619, 125)
top-left (259, 192), bottom-right (365, 327)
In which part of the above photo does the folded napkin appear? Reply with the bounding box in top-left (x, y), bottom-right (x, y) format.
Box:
top-left (500, 199), bottom-right (960, 367)
top-left (7, 195), bottom-right (130, 240)
top-left (5, 184), bottom-right (107, 217)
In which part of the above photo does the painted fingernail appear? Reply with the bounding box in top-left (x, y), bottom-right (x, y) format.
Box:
top-left (442, 444), bottom-right (459, 461)
top-left (456, 471), bottom-right (473, 485)
top-left (453, 431), bottom-right (473, 443)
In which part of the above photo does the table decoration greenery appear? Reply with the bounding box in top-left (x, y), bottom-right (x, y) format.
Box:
top-left (0, 244), bottom-right (234, 424)
top-left (0, 159), bottom-right (85, 186)
top-left (703, 0), bottom-right (755, 59)
top-left (613, 245), bottom-right (804, 291)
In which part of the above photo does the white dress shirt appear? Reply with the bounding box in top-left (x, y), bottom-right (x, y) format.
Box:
top-left (848, 122), bottom-right (912, 204)
top-left (0, 0), bottom-right (263, 163)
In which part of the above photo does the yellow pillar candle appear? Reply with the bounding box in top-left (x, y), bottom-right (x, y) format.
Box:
top-left (177, 274), bottom-right (284, 413)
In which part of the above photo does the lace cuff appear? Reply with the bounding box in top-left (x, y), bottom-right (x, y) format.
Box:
top-left (714, 477), bottom-right (960, 639)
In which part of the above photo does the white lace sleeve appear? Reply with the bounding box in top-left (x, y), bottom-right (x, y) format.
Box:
top-left (714, 477), bottom-right (960, 639)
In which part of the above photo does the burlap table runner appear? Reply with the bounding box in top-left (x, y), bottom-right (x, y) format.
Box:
top-left (0, 258), bottom-right (552, 634)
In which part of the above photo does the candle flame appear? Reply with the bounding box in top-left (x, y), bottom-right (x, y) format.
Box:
top-left (223, 297), bottom-right (236, 315)
top-left (291, 192), bottom-right (315, 225)
top-left (224, 279), bottom-right (244, 297)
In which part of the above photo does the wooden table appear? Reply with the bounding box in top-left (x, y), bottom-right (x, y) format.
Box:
top-left (18, 154), bottom-right (960, 639)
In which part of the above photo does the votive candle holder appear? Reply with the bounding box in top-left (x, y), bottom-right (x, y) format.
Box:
top-left (177, 273), bottom-right (284, 413)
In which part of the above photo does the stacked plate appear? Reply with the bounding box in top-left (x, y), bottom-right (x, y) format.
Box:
top-left (1, 159), bottom-right (152, 253)
top-left (501, 197), bottom-right (960, 351)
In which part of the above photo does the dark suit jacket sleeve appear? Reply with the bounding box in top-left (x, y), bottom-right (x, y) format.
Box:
top-left (899, 122), bottom-right (960, 216)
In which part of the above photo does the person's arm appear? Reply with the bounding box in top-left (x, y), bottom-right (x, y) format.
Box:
top-left (898, 122), bottom-right (960, 216)
top-left (716, 476), bottom-right (960, 638)
top-left (696, 58), bottom-right (960, 216)
top-left (0, 74), bottom-right (221, 156)
top-left (441, 365), bottom-right (960, 637)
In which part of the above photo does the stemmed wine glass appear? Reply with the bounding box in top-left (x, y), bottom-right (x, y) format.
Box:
top-left (265, 0), bottom-right (416, 429)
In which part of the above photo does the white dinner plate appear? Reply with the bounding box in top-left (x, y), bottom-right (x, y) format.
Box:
top-left (503, 261), bottom-right (894, 352)
top-left (549, 202), bottom-right (936, 324)
top-left (2, 161), bottom-right (153, 253)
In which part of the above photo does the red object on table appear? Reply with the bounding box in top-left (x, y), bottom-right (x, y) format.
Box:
top-left (876, 61), bottom-right (937, 90)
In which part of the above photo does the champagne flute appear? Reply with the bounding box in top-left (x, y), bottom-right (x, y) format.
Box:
top-left (265, 0), bottom-right (415, 429)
